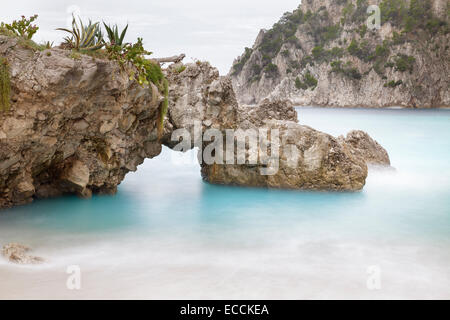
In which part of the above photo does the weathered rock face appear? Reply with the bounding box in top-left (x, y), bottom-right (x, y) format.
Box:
top-left (0, 39), bottom-right (391, 210)
top-left (338, 130), bottom-right (391, 166)
top-left (2, 243), bottom-right (44, 264)
top-left (237, 98), bottom-right (298, 127)
top-left (230, 0), bottom-right (449, 108)
top-left (164, 65), bottom-right (371, 190)
top-left (163, 61), bottom-right (239, 147)
top-left (201, 120), bottom-right (368, 191)
top-left (0, 35), bottom-right (163, 209)
top-left (199, 99), bottom-right (368, 191)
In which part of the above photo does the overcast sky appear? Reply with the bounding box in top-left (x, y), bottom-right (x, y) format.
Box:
top-left (1, 0), bottom-right (301, 74)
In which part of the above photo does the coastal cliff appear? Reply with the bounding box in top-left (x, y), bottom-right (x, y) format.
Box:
top-left (0, 35), bottom-right (389, 209)
top-left (0, 35), bottom-right (164, 208)
top-left (230, 0), bottom-right (449, 107)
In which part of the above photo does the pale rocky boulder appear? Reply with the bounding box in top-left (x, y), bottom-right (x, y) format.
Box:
top-left (2, 243), bottom-right (44, 264)
top-left (201, 120), bottom-right (368, 191)
top-left (59, 159), bottom-right (90, 194)
top-left (163, 61), bottom-right (239, 148)
top-left (166, 63), bottom-right (389, 191)
top-left (338, 130), bottom-right (391, 166)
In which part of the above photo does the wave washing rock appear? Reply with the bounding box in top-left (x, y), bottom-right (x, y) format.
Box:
top-left (0, 35), bottom-right (164, 208)
top-left (0, 37), bottom-right (391, 209)
top-left (2, 243), bottom-right (44, 264)
top-left (230, 0), bottom-right (449, 107)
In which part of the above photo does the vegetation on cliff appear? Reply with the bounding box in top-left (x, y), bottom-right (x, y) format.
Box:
top-left (295, 71), bottom-right (318, 90)
top-left (0, 14), bottom-right (169, 120)
top-left (57, 15), bottom-right (104, 51)
top-left (231, 0), bottom-right (449, 92)
top-left (0, 14), bottom-right (39, 39)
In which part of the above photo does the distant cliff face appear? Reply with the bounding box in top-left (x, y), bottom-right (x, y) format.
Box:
top-left (230, 0), bottom-right (450, 107)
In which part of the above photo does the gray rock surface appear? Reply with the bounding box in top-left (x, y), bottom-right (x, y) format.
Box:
top-left (0, 39), bottom-right (392, 209)
top-left (338, 130), bottom-right (391, 166)
top-left (230, 0), bottom-right (449, 108)
top-left (201, 119), bottom-right (368, 191)
top-left (165, 65), bottom-right (372, 191)
top-left (0, 35), bottom-right (163, 208)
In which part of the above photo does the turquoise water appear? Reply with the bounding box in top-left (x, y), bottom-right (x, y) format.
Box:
top-left (0, 107), bottom-right (449, 299)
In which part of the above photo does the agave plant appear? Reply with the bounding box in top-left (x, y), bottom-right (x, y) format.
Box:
top-left (103, 22), bottom-right (129, 48)
top-left (57, 15), bottom-right (104, 51)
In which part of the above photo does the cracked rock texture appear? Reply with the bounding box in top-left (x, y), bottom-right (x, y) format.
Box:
top-left (165, 63), bottom-right (389, 191)
top-left (0, 39), bottom-right (391, 209)
top-left (338, 130), bottom-right (391, 166)
top-left (0, 35), bottom-right (163, 209)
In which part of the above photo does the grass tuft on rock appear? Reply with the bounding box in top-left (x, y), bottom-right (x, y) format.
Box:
top-left (0, 56), bottom-right (11, 112)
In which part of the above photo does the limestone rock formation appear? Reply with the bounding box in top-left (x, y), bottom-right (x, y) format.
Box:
top-left (230, 0), bottom-right (449, 108)
top-left (0, 35), bottom-right (164, 208)
top-left (2, 243), bottom-right (44, 264)
top-left (338, 130), bottom-right (391, 166)
top-left (163, 61), bottom-right (239, 146)
top-left (165, 66), bottom-right (371, 191)
top-left (238, 98), bottom-right (298, 127)
top-left (0, 37), bottom-right (391, 209)
top-left (201, 119), bottom-right (368, 191)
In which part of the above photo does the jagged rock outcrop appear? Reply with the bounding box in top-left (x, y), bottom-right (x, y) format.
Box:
top-left (163, 61), bottom-right (239, 147)
top-left (200, 118), bottom-right (369, 191)
top-left (338, 130), bottom-right (390, 166)
top-left (230, 0), bottom-right (449, 107)
top-left (165, 65), bottom-right (375, 191)
top-left (238, 98), bottom-right (298, 127)
top-left (2, 243), bottom-right (44, 264)
top-left (0, 37), bottom-right (391, 209)
top-left (0, 35), bottom-right (164, 208)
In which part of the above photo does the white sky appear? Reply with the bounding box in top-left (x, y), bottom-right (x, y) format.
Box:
top-left (0, 0), bottom-right (301, 74)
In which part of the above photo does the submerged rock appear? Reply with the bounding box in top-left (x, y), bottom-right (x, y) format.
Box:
top-left (2, 243), bottom-right (44, 264)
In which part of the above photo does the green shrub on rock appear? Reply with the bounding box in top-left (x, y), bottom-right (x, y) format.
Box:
top-left (395, 54), bottom-right (415, 72)
top-left (384, 80), bottom-right (403, 88)
top-left (330, 60), bottom-right (362, 80)
top-left (0, 57), bottom-right (10, 112)
top-left (264, 63), bottom-right (279, 78)
top-left (294, 71), bottom-right (318, 90)
top-left (0, 15), bottom-right (39, 40)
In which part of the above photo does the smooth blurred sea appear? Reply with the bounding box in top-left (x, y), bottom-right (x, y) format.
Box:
top-left (0, 107), bottom-right (449, 299)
